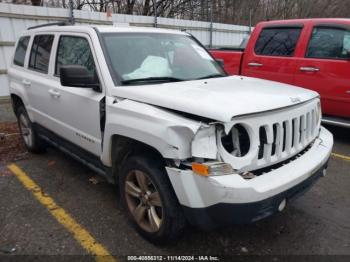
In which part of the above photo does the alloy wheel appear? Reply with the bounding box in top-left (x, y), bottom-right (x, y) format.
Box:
top-left (125, 170), bottom-right (163, 233)
top-left (19, 113), bottom-right (33, 148)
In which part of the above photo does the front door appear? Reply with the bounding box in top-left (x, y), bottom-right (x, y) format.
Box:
top-left (48, 33), bottom-right (104, 156)
top-left (294, 24), bottom-right (350, 118)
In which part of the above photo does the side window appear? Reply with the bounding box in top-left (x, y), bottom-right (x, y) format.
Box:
top-left (29, 35), bottom-right (54, 73)
top-left (55, 36), bottom-right (96, 76)
top-left (306, 27), bottom-right (350, 59)
top-left (14, 36), bottom-right (30, 67)
top-left (254, 27), bottom-right (302, 56)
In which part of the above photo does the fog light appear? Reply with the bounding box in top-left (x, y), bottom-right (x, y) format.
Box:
top-left (278, 199), bottom-right (287, 212)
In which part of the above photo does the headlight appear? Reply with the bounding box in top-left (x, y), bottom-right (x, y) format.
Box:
top-left (191, 125), bottom-right (217, 159)
top-left (191, 161), bottom-right (234, 177)
top-left (219, 123), bottom-right (251, 157)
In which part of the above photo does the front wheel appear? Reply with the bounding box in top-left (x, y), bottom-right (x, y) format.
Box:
top-left (119, 155), bottom-right (186, 243)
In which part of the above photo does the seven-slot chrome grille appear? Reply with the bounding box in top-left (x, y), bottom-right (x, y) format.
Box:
top-left (218, 98), bottom-right (321, 172)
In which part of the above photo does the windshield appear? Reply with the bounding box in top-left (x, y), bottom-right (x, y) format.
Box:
top-left (101, 32), bottom-right (225, 85)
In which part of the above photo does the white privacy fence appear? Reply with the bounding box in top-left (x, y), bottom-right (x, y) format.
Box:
top-left (0, 2), bottom-right (250, 97)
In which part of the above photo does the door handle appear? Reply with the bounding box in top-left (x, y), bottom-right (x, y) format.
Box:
top-left (48, 89), bottom-right (61, 98)
top-left (346, 90), bottom-right (350, 94)
top-left (22, 79), bottom-right (31, 87)
top-left (300, 67), bottom-right (320, 72)
top-left (248, 62), bottom-right (263, 67)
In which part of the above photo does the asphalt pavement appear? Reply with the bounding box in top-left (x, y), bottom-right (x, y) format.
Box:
top-left (0, 101), bottom-right (349, 261)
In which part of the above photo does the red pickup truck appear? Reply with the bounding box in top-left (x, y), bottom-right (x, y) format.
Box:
top-left (210, 18), bottom-right (350, 127)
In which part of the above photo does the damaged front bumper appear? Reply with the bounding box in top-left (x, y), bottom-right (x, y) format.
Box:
top-left (166, 127), bottom-right (333, 228)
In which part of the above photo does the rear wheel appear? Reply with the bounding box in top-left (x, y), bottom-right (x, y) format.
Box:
top-left (16, 106), bottom-right (45, 153)
top-left (120, 155), bottom-right (186, 243)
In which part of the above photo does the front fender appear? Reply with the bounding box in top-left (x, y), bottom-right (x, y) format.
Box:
top-left (101, 98), bottom-right (202, 166)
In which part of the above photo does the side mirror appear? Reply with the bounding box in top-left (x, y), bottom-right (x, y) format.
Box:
top-left (216, 58), bottom-right (224, 67)
top-left (60, 65), bottom-right (100, 89)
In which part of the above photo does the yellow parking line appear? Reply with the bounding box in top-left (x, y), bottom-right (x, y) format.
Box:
top-left (7, 164), bottom-right (117, 262)
top-left (331, 153), bottom-right (350, 162)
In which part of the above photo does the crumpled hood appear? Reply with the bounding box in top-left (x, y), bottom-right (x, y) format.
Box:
top-left (111, 76), bottom-right (319, 122)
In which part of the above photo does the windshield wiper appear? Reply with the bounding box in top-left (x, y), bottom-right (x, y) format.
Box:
top-left (196, 74), bottom-right (226, 80)
top-left (121, 77), bottom-right (185, 85)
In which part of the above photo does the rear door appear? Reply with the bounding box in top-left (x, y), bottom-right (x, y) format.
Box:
top-left (25, 34), bottom-right (56, 125)
top-left (242, 25), bottom-right (302, 85)
top-left (294, 24), bottom-right (350, 118)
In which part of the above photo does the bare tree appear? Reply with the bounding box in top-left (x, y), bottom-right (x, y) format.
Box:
top-left (8, 0), bottom-right (350, 25)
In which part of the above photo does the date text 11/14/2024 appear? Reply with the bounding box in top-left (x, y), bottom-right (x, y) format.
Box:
top-left (127, 255), bottom-right (220, 261)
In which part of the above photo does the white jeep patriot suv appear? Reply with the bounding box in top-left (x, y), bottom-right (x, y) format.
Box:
top-left (9, 23), bottom-right (333, 243)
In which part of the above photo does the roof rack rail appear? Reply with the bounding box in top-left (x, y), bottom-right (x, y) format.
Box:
top-left (28, 21), bottom-right (69, 30)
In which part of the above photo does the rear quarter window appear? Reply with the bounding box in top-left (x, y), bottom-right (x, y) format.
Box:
top-left (13, 36), bottom-right (30, 67)
top-left (254, 27), bottom-right (302, 56)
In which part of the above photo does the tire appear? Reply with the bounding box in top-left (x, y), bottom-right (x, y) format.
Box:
top-left (16, 106), bottom-right (45, 153)
top-left (119, 154), bottom-right (186, 243)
